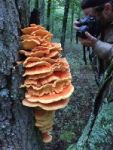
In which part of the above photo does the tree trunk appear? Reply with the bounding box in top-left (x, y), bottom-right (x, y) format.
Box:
top-left (51, 0), bottom-right (55, 33)
top-left (29, 0), bottom-right (40, 25)
top-left (35, 0), bottom-right (39, 9)
top-left (61, 0), bottom-right (70, 49)
top-left (46, 0), bottom-right (52, 31)
top-left (70, 4), bottom-right (74, 43)
top-left (0, 0), bottom-right (43, 149)
top-left (68, 63), bottom-right (113, 150)
top-left (39, 0), bottom-right (45, 25)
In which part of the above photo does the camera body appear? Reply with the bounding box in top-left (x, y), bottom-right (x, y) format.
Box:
top-left (76, 16), bottom-right (100, 38)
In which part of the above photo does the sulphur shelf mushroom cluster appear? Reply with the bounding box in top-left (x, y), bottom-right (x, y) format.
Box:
top-left (20, 24), bottom-right (74, 143)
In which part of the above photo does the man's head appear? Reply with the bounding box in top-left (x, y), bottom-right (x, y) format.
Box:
top-left (81, 0), bottom-right (113, 27)
top-left (83, 7), bottom-right (93, 16)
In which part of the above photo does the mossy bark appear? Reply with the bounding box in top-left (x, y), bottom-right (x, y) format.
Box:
top-left (68, 63), bottom-right (113, 150)
top-left (68, 103), bottom-right (113, 150)
top-left (0, 0), bottom-right (43, 149)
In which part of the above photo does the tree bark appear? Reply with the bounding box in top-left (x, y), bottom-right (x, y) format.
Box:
top-left (61, 0), bottom-right (70, 49)
top-left (46, 0), bottom-right (52, 31)
top-left (51, 0), bottom-right (55, 33)
top-left (35, 0), bottom-right (39, 9)
top-left (70, 4), bottom-right (74, 43)
top-left (0, 0), bottom-right (43, 149)
top-left (39, 0), bottom-right (45, 25)
top-left (68, 102), bottom-right (113, 150)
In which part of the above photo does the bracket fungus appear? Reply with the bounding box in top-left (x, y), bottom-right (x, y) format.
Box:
top-left (20, 24), bottom-right (74, 143)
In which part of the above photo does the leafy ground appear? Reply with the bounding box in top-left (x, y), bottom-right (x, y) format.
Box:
top-left (44, 39), bottom-right (98, 150)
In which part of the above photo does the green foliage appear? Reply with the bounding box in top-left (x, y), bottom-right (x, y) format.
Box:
top-left (30, 0), bottom-right (82, 39)
top-left (51, 0), bottom-right (82, 38)
top-left (60, 131), bottom-right (75, 143)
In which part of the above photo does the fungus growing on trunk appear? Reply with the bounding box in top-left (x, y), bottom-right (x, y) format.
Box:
top-left (20, 24), bottom-right (74, 143)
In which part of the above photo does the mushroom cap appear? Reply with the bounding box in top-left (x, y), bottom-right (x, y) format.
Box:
top-left (41, 42), bottom-right (63, 51)
top-left (27, 72), bottom-right (53, 80)
top-left (27, 85), bottom-right (53, 96)
top-left (20, 50), bottom-right (60, 59)
top-left (50, 43), bottom-right (62, 51)
top-left (35, 116), bottom-right (54, 127)
top-left (25, 84), bottom-right (74, 103)
top-left (21, 25), bottom-right (45, 34)
top-left (23, 57), bottom-right (56, 67)
top-left (23, 58), bottom-right (69, 76)
top-left (23, 65), bottom-right (52, 76)
top-left (27, 70), bottom-right (72, 81)
top-left (23, 98), bottom-right (69, 111)
top-left (32, 46), bottom-right (50, 52)
top-left (46, 51), bottom-right (60, 58)
top-left (30, 24), bottom-right (39, 27)
top-left (43, 71), bottom-right (67, 83)
top-left (23, 58), bottom-right (55, 76)
top-left (35, 109), bottom-right (54, 134)
top-left (36, 124), bottom-right (53, 133)
top-left (22, 70), bottom-right (71, 88)
top-left (38, 125), bottom-right (53, 133)
top-left (23, 57), bottom-right (68, 66)
top-left (20, 44), bottom-right (61, 58)
top-left (23, 77), bottom-right (71, 89)
top-left (20, 35), bottom-right (42, 42)
top-left (22, 39), bottom-right (40, 50)
top-left (42, 34), bottom-right (53, 41)
top-left (35, 120), bottom-right (54, 128)
top-left (31, 29), bottom-right (53, 38)
top-left (24, 61), bottom-right (51, 68)
top-left (24, 79), bottom-right (71, 96)
top-left (42, 132), bottom-right (52, 143)
top-left (35, 110), bottom-right (55, 125)
top-left (19, 50), bottom-right (48, 57)
top-left (21, 35), bottom-right (31, 41)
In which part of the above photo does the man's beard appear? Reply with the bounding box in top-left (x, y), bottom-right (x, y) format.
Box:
top-left (98, 15), bottom-right (112, 28)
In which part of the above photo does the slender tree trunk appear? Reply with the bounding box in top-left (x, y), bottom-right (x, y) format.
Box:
top-left (61, 0), bottom-right (70, 49)
top-left (51, 0), bottom-right (55, 33)
top-left (0, 0), bottom-right (43, 149)
top-left (46, 0), bottom-right (52, 31)
top-left (29, 0), bottom-right (40, 25)
top-left (39, 0), bottom-right (45, 25)
top-left (70, 4), bottom-right (74, 43)
top-left (35, 0), bottom-right (39, 8)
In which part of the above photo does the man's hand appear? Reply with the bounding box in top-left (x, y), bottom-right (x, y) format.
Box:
top-left (74, 20), bottom-right (80, 30)
top-left (80, 32), bottom-right (97, 47)
top-left (74, 20), bottom-right (97, 47)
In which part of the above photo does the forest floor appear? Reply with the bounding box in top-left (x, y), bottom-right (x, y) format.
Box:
top-left (44, 39), bottom-right (98, 150)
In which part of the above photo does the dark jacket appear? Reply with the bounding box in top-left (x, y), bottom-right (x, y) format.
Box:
top-left (94, 23), bottom-right (113, 60)
top-left (93, 23), bottom-right (113, 82)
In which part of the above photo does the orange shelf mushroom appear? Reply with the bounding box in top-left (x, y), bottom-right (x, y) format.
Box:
top-left (20, 24), bottom-right (74, 143)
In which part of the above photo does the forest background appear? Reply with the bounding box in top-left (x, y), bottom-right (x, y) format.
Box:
top-left (1, 0), bottom-right (113, 150)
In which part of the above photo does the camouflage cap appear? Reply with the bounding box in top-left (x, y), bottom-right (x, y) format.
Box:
top-left (81, 0), bottom-right (112, 9)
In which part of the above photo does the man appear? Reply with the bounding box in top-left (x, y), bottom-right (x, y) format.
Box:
top-left (82, 7), bottom-right (93, 16)
top-left (75, 0), bottom-right (113, 83)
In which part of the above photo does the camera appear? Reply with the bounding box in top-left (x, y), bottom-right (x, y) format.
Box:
top-left (76, 16), bottom-right (101, 38)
